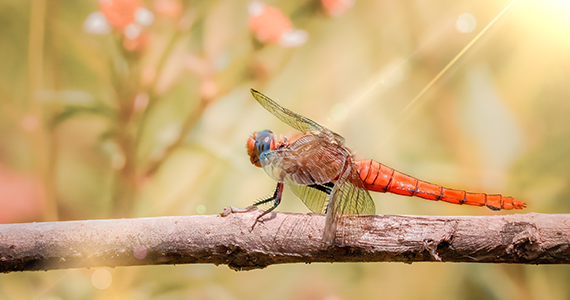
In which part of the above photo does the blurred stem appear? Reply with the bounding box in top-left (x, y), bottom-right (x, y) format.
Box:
top-left (112, 119), bottom-right (137, 217)
top-left (112, 21), bottom-right (192, 216)
top-left (153, 31), bottom-right (183, 92)
top-left (29, 0), bottom-right (58, 221)
top-left (45, 0), bottom-right (63, 221)
top-left (143, 94), bottom-right (212, 178)
top-left (135, 9), bottom-right (198, 151)
top-left (134, 30), bottom-right (183, 151)
top-left (111, 50), bottom-right (141, 217)
top-left (143, 80), bottom-right (239, 179)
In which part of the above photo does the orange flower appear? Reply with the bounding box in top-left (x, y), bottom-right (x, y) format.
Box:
top-left (321, 0), bottom-right (354, 16)
top-left (248, 2), bottom-right (292, 43)
top-left (84, 0), bottom-right (155, 51)
top-left (154, 0), bottom-right (183, 19)
top-left (123, 31), bottom-right (149, 52)
top-left (248, 2), bottom-right (308, 47)
top-left (99, 0), bottom-right (142, 30)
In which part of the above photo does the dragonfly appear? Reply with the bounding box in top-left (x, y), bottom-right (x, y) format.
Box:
top-left (246, 88), bottom-right (526, 245)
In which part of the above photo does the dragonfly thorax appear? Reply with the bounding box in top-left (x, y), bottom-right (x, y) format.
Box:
top-left (247, 130), bottom-right (277, 167)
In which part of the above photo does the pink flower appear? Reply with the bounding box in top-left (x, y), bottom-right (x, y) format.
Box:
top-left (0, 164), bottom-right (45, 223)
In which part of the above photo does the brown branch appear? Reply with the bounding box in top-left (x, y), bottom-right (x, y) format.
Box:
top-left (0, 210), bottom-right (568, 273)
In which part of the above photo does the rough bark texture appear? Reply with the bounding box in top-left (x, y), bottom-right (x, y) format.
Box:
top-left (0, 209), bottom-right (568, 273)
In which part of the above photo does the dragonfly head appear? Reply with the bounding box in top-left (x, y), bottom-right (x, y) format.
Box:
top-left (247, 130), bottom-right (276, 167)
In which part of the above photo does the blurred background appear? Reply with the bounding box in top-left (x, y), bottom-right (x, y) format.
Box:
top-left (1, 0), bottom-right (570, 299)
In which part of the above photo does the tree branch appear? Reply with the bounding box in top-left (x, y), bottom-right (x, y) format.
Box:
top-left (0, 210), bottom-right (568, 273)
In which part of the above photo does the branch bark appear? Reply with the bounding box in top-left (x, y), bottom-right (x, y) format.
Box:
top-left (0, 210), bottom-right (568, 273)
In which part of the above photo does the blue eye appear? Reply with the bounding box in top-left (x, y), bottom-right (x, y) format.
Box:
top-left (255, 130), bottom-right (275, 155)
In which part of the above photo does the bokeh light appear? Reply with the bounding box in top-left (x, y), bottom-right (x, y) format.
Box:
top-left (83, 12), bottom-right (111, 35)
top-left (133, 245), bottom-right (148, 259)
top-left (196, 204), bottom-right (206, 214)
top-left (91, 269), bottom-right (112, 290)
top-left (456, 13), bottom-right (477, 33)
top-left (330, 103), bottom-right (348, 122)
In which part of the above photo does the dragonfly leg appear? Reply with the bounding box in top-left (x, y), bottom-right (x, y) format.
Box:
top-left (219, 205), bottom-right (258, 217)
top-left (252, 182), bottom-right (284, 230)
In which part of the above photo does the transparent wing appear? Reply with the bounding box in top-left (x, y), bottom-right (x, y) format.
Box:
top-left (322, 162), bottom-right (376, 245)
top-left (259, 134), bottom-right (346, 185)
top-left (250, 89), bottom-right (345, 144)
top-left (289, 184), bottom-right (331, 214)
top-left (332, 172), bottom-right (376, 216)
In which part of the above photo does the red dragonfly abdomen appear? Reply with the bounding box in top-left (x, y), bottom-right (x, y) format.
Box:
top-left (355, 159), bottom-right (526, 210)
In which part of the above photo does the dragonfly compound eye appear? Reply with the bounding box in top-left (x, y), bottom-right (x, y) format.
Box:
top-left (247, 130), bottom-right (275, 167)
top-left (255, 130), bottom-right (276, 155)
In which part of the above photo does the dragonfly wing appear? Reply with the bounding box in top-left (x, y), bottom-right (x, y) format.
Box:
top-left (289, 184), bottom-right (331, 214)
top-left (322, 162), bottom-right (376, 246)
top-left (259, 135), bottom-right (346, 185)
top-left (251, 89), bottom-right (345, 144)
